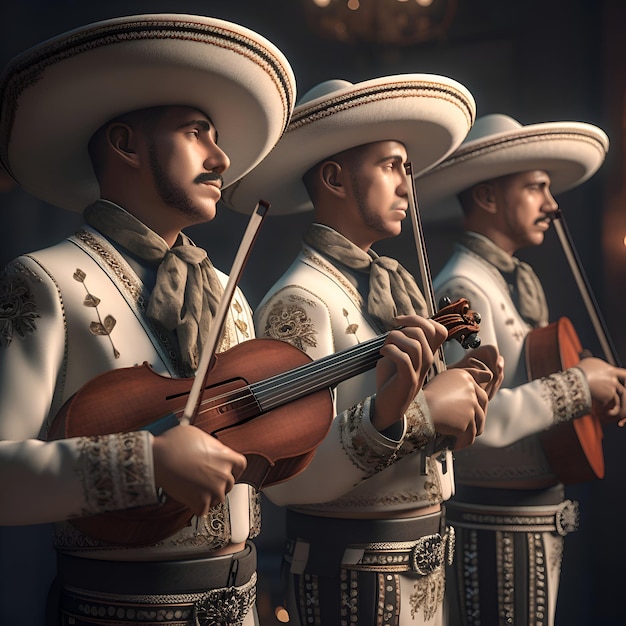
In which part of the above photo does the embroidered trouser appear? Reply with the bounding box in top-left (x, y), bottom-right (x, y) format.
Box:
top-left (47, 542), bottom-right (258, 626)
top-left (281, 509), bottom-right (454, 626)
top-left (445, 486), bottom-right (579, 626)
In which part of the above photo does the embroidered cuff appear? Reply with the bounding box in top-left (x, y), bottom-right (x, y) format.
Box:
top-left (77, 431), bottom-right (157, 514)
top-left (396, 389), bottom-right (437, 458)
top-left (338, 396), bottom-right (403, 476)
top-left (542, 367), bottom-right (592, 424)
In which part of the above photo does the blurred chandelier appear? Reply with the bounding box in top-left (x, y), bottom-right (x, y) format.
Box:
top-left (302, 0), bottom-right (457, 45)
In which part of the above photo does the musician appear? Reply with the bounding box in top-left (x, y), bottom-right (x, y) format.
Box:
top-left (415, 113), bottom-right (626, 626)
top-left (224, 77), bottom-right (503, 626)
top-left (0, 16), bottom-right (460, 626)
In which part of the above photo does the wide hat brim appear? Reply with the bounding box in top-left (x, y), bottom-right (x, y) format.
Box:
top-left (415, 113), bottom-right (609, 216)
top-left (0, 14), bottom-right (296, 212)
top-left (222, 74), bottom-right (476, 215)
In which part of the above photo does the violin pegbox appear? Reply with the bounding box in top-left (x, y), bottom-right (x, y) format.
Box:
top-left (435, 296), bottom-right (481, 350)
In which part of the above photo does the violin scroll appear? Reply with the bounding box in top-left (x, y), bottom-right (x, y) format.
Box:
top-left (434, 296), bottom-right (481, 350)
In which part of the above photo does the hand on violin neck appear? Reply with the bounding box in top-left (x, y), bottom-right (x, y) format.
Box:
top-left (372, 320), bottom-right (443, 432)
top-left (575, 357), bottom-right (626, 425)
top-left (394, 314), bottom-right (448, 354)
top-left (422, 368), bottom-right (489, 450)
top-left (151, 425), bottom-right (247, 517)
top-left (449, 344), bottom-right (505, 400)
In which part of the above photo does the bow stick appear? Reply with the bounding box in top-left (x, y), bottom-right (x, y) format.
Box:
top-left (181, 200), bottom-right (270, 425)
top-left (550, 209), bottom-right (621, 367)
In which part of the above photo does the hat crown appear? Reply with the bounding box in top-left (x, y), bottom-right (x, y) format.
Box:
top-left (297, 79), bottom-right (353, 107)
top-left (465, 113), bottom-right (523, 144)
top-left (224, 72), bottom-right (476, 215)
top-left (0, 13), bottom-right (296, 211)
top-left (415, 112), bottom-right (609, 214)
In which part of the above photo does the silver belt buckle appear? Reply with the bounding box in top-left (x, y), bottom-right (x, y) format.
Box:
top-left (410, 533), bottom-right (444, 575)
top-left (555, 499), bottom-right (580, 536)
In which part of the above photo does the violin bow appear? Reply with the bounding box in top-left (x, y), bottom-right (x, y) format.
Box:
top-left (551, 209), bottom-right (621, 367)
top-left (404, 162), bottom-right (446, 375)
top-left (404, 162), bottom-right (458, 457)
top-left (180, 200), bottom-right (270, 425)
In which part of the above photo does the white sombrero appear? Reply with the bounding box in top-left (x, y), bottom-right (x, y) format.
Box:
top-left (0, 14), bottom-right (296, 211)
top-left (415, 113), bottom-right (609, 213)
top-left (222, 74), bottom-right (476, 215)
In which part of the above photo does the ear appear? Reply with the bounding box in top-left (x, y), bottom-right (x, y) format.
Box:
top-left (320, 160), bottom-right (346, 198)
top-left (107, 122), bottom-right (141, 168)
top-left (473, 182), bottom-right (498, 214)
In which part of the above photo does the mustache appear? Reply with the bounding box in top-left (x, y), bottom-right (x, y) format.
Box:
top-left (391, 200), bottom-right (408, 211)
top-left (535, 214), bottom-right (554, 225)
top-left (537, 209), bottom-right (561, 226)
top-left (194, 172), bottom-right (223, 187)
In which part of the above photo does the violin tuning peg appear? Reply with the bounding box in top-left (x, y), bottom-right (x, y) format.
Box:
top-left (439, 296), bottom-right (452, 308)
top-left (463, 333), bottom-right (481, 350)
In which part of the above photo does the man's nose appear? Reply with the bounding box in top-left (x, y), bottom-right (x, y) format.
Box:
top-left (543, 190), bottom-right (558, 214)
top-left (207, 144), bottom-right (230, 174)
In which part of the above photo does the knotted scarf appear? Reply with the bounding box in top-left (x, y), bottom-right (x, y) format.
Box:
top-left (460, 231), bottom-right (549, 328)
top-left (303, 223), bottom-right (428, 331)
top-left (84, 200), bottom-right (224, 375)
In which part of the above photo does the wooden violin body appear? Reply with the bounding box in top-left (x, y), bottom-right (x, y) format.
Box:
top-left (49, 338), bottom-right (333, 545)
top-left (525, 316), bottom-right (604, 485)
top-left (48, 298), bottom-right (481, 546)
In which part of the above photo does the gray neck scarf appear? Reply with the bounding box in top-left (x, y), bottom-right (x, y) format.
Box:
top-left (304, 223), bottom-right (428, 331)
top-left (460, 231), bottom-right (549, 328)
top-left (84, 200), bottom-right (224, 375)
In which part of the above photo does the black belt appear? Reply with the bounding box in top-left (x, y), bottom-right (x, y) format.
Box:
top-left (453, 483), bottom-right (565, 507)
top-left (56, 542), bottom-right (256, 595)
top-left (285, 508), bottom-right (450, 576)
top-left (287, 508), bottom-right (445, 544)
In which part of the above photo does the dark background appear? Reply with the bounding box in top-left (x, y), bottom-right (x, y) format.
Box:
top-left (2, 1), bottom-right (626, 624)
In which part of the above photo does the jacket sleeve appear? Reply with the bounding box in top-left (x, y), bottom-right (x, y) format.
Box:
top-left (254, 285), bottom-right (412, 506)
top-left (437, 273), bottom-right (591, 449)
top-left (0, 259), bottom-right (158, 525)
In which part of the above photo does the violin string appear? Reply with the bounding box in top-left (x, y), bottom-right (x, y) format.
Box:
top-left (251, 334), bottom-right (387, 409)
top-left (189, 333), bottom-right (388, 422)
top-left (184, 314), bottom-right (472, 424)
top-left (258, 311), bottom-right (474, 407)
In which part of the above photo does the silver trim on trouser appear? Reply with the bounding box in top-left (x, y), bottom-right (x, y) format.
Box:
top-left (338, 527), bottom-right (455, 575)
top-left (446, 498), bottom-right (579, 536)
top-left (60, 573), bottom-right (257, 626)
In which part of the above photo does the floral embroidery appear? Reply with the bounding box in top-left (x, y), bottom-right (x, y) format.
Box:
top-left (342, 308), bottom-right (360, 340)
top-left (73, 268), bottom-right (120, 358)
top-left (0, 265), bottom-right (40, 347)
top-left (74, 229), bottom-right (190, 375)
top-left (232, 298), bottom-right (250, 338)
top-left (262, 297), bottom-right (317, 352)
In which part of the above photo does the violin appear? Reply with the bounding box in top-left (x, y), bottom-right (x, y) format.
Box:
top-left (525, 209), bottom-right (621, 485)
top-left (48, 297), bottom-right (481, 546)
top-left (526, 317), bottom-right (604, 485)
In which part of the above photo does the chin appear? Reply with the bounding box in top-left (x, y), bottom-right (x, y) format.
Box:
top-left (196, 202), bottom-right (219, 222)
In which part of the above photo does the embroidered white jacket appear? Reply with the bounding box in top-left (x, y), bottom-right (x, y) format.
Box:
top-left (0, 225), bottom-right (258, 620)
top-left (255, 244), bottom-right (454, 516)
top-left (434, 240), bottom-right (592, 487)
